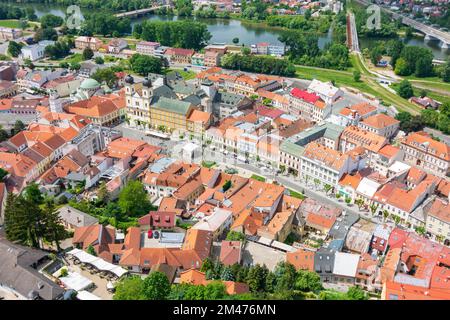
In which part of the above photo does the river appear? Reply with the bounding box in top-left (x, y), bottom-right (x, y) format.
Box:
top-left (12, 3), bottom-right (450, 59)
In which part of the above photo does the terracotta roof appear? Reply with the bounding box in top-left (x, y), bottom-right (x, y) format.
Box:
top-left (344, 102), bottom-right (377, 116)
top-left (361, 113), bottom-right (399, 129)
top-left (106, 137), bottom-right (147, 159)
top-left (427, 198), bottom-right (450, 223)
top-left (341, 126), bottom-right (387, 153)
top-left (286, 249), bottom-right (315, 271)
top-left (188, 109), bottom-right (211, 124)
top-left (138, 211), bottom-right (177, 228)
top-left (384, 281), bottom-right (450, 300)
top-left (65, 96), bottom-right (119, 118)
top-left (302, 142), bottom-right (349, 171)
top-left (219, 241), bottom-right (242, 266)
top-left (166, 47), bottom-right (194, 56)
top-left (402, 131), bottom-right (450, 161)
top-left (231, 209), bottom-right (264, 235)
top-left (378, 144), bottom-right (401, 159)
top-left (182, 229), bottom-right (213, 261)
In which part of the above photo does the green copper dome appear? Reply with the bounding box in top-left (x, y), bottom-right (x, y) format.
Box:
top-left (80, 78), bottom-right (100, 90)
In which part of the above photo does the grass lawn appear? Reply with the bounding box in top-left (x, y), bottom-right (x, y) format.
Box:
top-left (409, 79), bottom-right (450, 95)
top-left (288, 189), bottom-right (306, 200)
top-left (201, 160), bottom-right (216, 168)
top-left (61, 53), bottom-right (84, 64)
top-left (169, 68), bottom-right (196, 80)
top-left (391, 83), bottom-right (450, 106)
top-left (0, 19), bottom-right (21, 28)
top-left (295, 65), bottom-right (380, 97)
top-left (250, 174), bottom-right (266, 182)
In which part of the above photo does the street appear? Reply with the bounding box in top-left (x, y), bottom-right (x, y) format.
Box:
top-left (200, 146), bottom-right (385, 225)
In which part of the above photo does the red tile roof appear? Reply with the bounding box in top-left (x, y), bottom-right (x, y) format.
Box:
top-left (290, 87), bottom-right (320, 103)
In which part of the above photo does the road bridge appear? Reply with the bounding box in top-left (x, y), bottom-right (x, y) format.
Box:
top-left (354, 0), bottom-right (450, 49)
top-left (114, 5), bottom-right (170, 18)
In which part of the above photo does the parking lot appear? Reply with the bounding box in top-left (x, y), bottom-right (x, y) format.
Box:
top-left (241, 241), bottom-right (286, 271)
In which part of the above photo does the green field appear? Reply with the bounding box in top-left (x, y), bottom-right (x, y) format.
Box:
top-left (60, 53), bottom-right (84, 64)
top-left (294, 65), bottom-right (379, 97)
top-left (0, 20), bottom-right (21, 28)
top-left (288, 189), bottom-right (306, 200)
top-left (170, 68), bottom-right (196, 80)
top-left (201, 160), bottom-right (216, 168)
top-left (250, 174), bottom-right (266, 182)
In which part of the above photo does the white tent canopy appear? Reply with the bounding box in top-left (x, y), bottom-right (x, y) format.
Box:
top-left (77, 290), bottom-right (101, 300)
top-left (60, 272), bottom-right (93, 291)
top-left (67, 248), bottom-right (128, 278)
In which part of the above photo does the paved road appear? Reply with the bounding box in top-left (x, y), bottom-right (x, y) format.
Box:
top-left (200, 147), bottom-right (386, 225)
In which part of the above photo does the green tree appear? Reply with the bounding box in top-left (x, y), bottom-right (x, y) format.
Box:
top-left (200, 257), bottom-right (214, 273)
top-left (86, 245), bottom-right (97, 256)
top-left (323, 184), bottom-right (332, 195)
top-left (113, 276), bottom-right (146, 300)
top-left (226, 231), bottom-right (245, 241)
top-left (94, 56), bottom-right (104, 65)
top-left (12, 120), bottom-right (25, 136)
top-left (346, 286), bottom-right (368, 300)
top-left (7, 41), bottom-right (23, 57)
top-left (118, 180), bottom-right (152, 217)
top-left (246, 264), bottom-right (268, 293)
top-left (40, 14), bottom-right (63, 28)
top-left (397, 80), bottom-right (414, 99)
top-left (220, 266), bottom-right (235, 281)
top-left (295, 270), bottom-right (323, 292)
top-left (415, 226), bottom-right (426, 236)
top-left (23, 183), bottom-right (44, 205)
top-left (96, 181), bottom-right (109, 204)
top-left (353, 70), bottom-right (361, 82)
top-left (394, 57), bottom-right (409, 76)
top-left (354, 198), bottom-right (364, 210)
top-left (4, 192), bottom-right (42, 248)
top-left (345, 197), bottom-right (352, 205)
top-left (33, 27), bottom-right (58, 42)
top-left (142, 271), bottom-right (171, 300)
top-left (442, 60), bottom-right (450, 83)
top-left (41, 200), bottom-right (67, 251)
top-left (241, 47), bottom-right (251, 55)
top-left (0, 167), bottom-right (8, 181)
top-left (82, 47), bottom-right (94, 60)
top-left (273, 262), bottom-right (296, 292)
top-left (222, 180), bottom-right (232, 192)
top-left (129, 54), bottom-right (163, 76)
top-left (91, 68), bottom-right (118, 88)
top-left (383, 210), bottom-right (389, 222)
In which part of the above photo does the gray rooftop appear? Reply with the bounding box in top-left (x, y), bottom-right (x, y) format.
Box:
top-left (57, 205), bottom-right (99, 228)
top-left (0, 239), bottom-right (64, 300)
top-left (328, 211), bottom-right (359, 240)
top-left (280, 122), bottom-right (344, 155)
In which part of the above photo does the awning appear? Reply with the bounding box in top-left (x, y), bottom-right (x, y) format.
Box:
top-left (60, 272), bottom-right (93, 291)
top-left (77, 290), bottom-right (101, 300)
top-left (67, 248), bottom-right (128, 278)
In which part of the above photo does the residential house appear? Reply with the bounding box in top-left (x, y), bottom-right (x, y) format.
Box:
top-left (75, 36), bottom-right (102, 51)
top-left (165, 48), bottom-right (194, 64)
top-left (400, 131), bottom-right (450, 177)
top-left (136, 41), bottom-right (160, 56)
top-left (57, 205), bottom-right (99, 229)
top-left (307, 79), bottom-right (343, 104)
top-left (358, 113), bottom-right (400, 139)
top-left (220, 241), bottom-right (242, 266)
